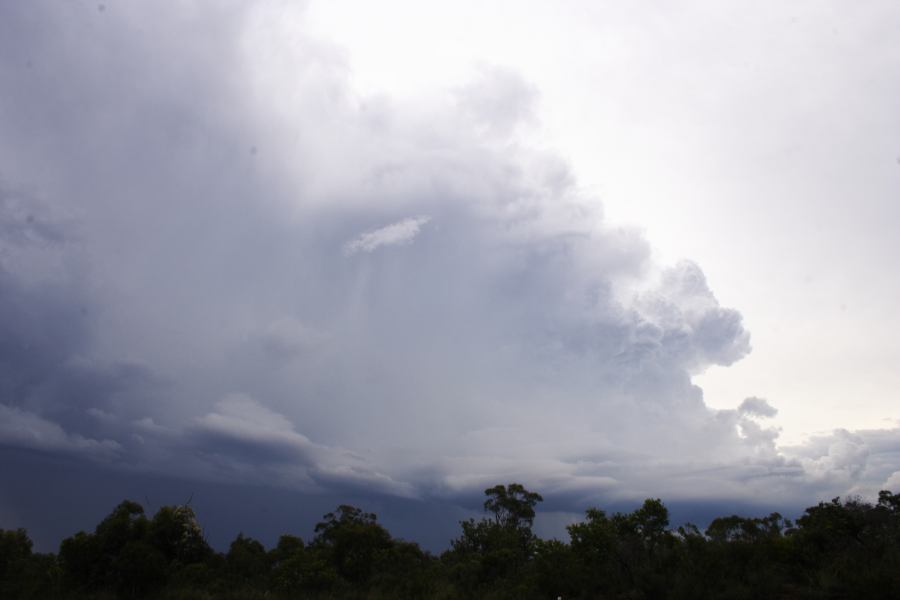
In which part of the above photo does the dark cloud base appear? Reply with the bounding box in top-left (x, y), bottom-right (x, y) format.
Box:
top-left (1, 445), bottom-right (811, 554)
top-left (0, 446), bottom-right (472, 553)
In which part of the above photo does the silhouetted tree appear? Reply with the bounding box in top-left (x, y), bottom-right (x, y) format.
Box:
top-left (0, 529), bottom-right (33, 598)
top-left (59, 500), bottom-right (149, 595)
top-left (312, 505), bottom-right (393, 586)
top-left (483, 483), bottom-right (543, 529)
top-left (444, 483), bottom-right (544, 598)
top-left (148, 504), bottom-right (211, 566)
top-left (225, 532), bottom-right (269, 587)
top-left (8, 486), bottom-right (900, 599)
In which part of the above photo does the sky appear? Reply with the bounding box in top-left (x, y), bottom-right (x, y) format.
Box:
top-left (1, 0), bottom-right (899, 551)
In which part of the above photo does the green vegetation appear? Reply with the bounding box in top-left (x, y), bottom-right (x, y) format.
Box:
top-left (3, 485), bottom-right (900, 599)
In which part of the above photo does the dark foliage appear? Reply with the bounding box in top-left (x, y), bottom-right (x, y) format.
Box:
top-left (2, 485), bottom-right (900, 598)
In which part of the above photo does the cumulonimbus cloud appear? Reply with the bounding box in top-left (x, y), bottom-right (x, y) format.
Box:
top-left (0, 1), bottom-right (897, 524)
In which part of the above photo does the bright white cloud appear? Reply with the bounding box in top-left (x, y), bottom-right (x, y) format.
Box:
top-left (344, 216), bottom-right (432, 255)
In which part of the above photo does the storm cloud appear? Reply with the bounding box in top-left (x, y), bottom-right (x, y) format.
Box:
top-left (1, 1), bottom-right (898, 547)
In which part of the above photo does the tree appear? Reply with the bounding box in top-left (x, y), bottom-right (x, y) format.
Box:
top-left (0, 529), bottom-right (32, 581)
top-left (0, 529), bottom-right (33, 598)
top-left (269, 534), bottom-right (334, 595)
top-left (59, 499), bottom-right (149, 594)
top-left (312, 505), bottom-right (393, 585)
top-left (705, 512), bottom-right (790, 544)
top-left (148, 504), bottom-right (211, 566)
top-left (567, 499), bottom-right (677, 597)
top-left (112, 540), bottom-right (166, 598)
top-left (483, 483), bottom-right (544, 529)
top-left (225, 533), bottom-right (269, 586)
top-left (629, 498), bottom-right (670, 543)
top-left (568, 507), bottom-right (617, 590)
top-left (445, 483), bottom-right (544, 597)
top-left (792, 494), bottom-right (900, 597)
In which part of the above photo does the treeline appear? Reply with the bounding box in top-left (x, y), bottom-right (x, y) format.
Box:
top-left (2, 484), bottom-right (900, 599)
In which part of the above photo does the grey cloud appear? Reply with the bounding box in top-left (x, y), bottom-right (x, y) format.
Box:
top-left (739, 396), bottom-right (778, 418)
top-left (766, 425), bottom-right (900, 502)
top-left (0, 189), bottom-right (67, 250)
top-left (0, 1), bottom-right (893, 541)
top-left (255, 318), bottom-right (330, 361)
top-left (634, 261), bottom-right (751, 371)
top-left (0, 185), bottom-right (163, 446)
top-left (191, 394), bottom-right (319, 465)
top-left (185, 394), bottom-right (416, 498)
top-left (132, 417), bottom-right (175, 436)
top-left (0, 404), bottom-right (120, 458)
top-left (801, 430), bottom-right (869, 480)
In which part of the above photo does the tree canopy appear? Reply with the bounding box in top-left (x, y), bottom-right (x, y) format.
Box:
top-left (2, 486), bottom-right (900, 599)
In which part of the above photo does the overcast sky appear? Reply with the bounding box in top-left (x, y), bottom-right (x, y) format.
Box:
top-left (2, 0), bottom-right (900, 551)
